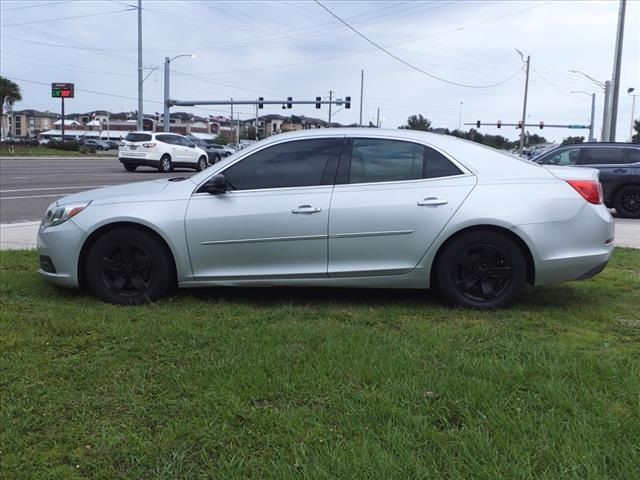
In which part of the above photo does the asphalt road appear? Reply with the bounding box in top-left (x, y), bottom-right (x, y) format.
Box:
top-left (0, 157), bottom-right (196, 223)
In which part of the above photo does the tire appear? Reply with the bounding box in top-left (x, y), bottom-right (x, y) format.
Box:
top-left (159, 154), bottom-right (173, 173)
top-left (196, 155), bottom-right (208, 172)
top-left (215, 154), bottom-right (221, 163)
top-left (124, 163), bottom-right (137, 172)
top-left (613, 185), bottom-right (640, 219)
top-left (434, 230), bottom-right (527, 309)
top-left (85, 228), bottom-right (174, 305)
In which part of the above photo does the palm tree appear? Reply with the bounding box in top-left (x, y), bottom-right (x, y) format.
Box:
top-left (633, 119), bottom-right (640, 143)
top-left (1, 76), bottom-right (22, 137)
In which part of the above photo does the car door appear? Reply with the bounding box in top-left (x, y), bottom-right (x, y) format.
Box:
top-left (184, 137), bottom-right (343, 280)
top-left (328, 137), bottom-right (475, 277)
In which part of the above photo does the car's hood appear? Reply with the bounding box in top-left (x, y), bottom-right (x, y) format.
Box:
top-left (56, 177), bottom-right (194, 206)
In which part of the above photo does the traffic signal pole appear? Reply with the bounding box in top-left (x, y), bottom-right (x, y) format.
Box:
top-left (518, 55), bottom-right (530, 152)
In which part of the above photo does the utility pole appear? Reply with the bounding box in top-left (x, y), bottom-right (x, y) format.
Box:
top-left (602, 81), bottom-right (611, 141)
top-left (518, 53), bottom-right (530, 152)
top-left (359, 70), bottom-right (364, 127)
top-left (328, 90), bottom-right (333, 127)
top-left (61, 98), bottom-right (65, 141)
top-left (255, 104), bottom-right (259, 140)
top-left (458, 101), bottom-right (463, 131)
top-left (137, 0), bottom-right (143, 131)
top-left (376, 107), bottom-right (380, 128)
top-left (609, 0), bottom-right (627, 141)
top-left (589, 93), bottom-right (596, 142)
top-left (629, 88), bottom-right (637, 141)
top-left (163, 57), bottom-right (170, 132)
top-left (230, 98), bottom-right (234, 143)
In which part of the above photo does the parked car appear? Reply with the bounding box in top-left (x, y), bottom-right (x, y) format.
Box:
top-left (533, 142), bottom-right (640, 218)
top-left (83, 139), bottom-right (111, 151)
top-left (118, 131), bottom-right (209, 172)
top-left (202, 141), bottom-right (234, 158)
top-left (38, 129), bottom-right (613, 308)
top-left (186, 136), bottom-right (224, 163)
top-left (105, 140), bottom-right (120, 150)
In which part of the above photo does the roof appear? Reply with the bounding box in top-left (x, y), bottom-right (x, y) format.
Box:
top-left (12, 109), bottom-right (59, 118)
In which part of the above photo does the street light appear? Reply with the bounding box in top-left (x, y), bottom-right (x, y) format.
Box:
top-left (628, 87), bottom-right (638, 142)
top-left (163, 54), bottom-right (195, 132)
top-left (569, 69), bottom-right (611, 141)
top-left (571, 91), bottom-right (596, 142)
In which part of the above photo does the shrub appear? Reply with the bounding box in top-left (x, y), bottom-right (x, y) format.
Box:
top-left (49, 141), bottom-right (80, 152)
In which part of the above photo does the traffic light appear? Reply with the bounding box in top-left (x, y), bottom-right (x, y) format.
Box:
top-left (258, 97), bottom-right (264, 109)
top-left (345, 96), bottom-right (351, 109)
top-left (287, 97), bottom-right (293, 109)
top-left (497, 120), bottom-right (502, 128)
top-left (476, 120), bottom-right (481, 128)
top-left (539, 121), bottom-right (544, 129)
top-left (517, 120), bottom-right (523, 129)
top-left (315, 97), bottom-right (321, 109)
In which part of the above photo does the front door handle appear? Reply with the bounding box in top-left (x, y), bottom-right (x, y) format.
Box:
top-left (417, 197), bottom-right (448, 206)
top-left (613, 168), bottom-right (628, 173)
top-left (292, 205), bottom-right (322, 214)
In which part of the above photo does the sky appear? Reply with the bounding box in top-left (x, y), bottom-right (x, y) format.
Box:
top-left (1, 0), bottom-right (639, 143)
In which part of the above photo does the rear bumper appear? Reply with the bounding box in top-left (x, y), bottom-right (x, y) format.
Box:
top-left (518, 202), bottom-right (615, 286)
top-left (119, 156), bottom-right (161, 168)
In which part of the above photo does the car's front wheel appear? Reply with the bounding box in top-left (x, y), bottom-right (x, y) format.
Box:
top-left (196, 155), bottom-right (208, 171)
top-left (159, 154), bottom-right (173, 173)
top-left (613, 185), bottom-right (640, 219)
top-left (434, 230), bottom-right (527, 309)
top-left (85, 228), bottom-right (174, 305)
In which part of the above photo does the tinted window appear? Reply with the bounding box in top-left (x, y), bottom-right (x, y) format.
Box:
top-left (540, 148), bottom-right (581, 166)
top-left (223, 139), bottom-right (342, 190)
top-left (348, 139), bottom-right (461, 184)
top-left (177, 136), bottom-right (194, 147)
top-left (581, 147), bottom-right (625, 165)
top-left (156, 134), bottom-right (179, 145)
top-left (626, 148), bottom-right (640, 164)
top-left (125, 133), bottom-right (152, 142)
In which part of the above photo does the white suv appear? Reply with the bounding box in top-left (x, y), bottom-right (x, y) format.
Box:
top-left (119, 131), bottom-right (209, 172)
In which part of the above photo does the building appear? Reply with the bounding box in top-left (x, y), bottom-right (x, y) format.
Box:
top-left (3, 109), bottom-right (59, 138)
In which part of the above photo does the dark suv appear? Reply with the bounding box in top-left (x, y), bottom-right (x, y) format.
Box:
top-left (534, 143), bottom-right (640, 218)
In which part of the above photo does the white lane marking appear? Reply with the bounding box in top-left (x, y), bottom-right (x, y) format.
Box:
top-left (0, 185), bottom-right (110, 193)
top-left (12, 176), bottom-right (30, 179)
top-left (1, 194), bottom-right (72, 200)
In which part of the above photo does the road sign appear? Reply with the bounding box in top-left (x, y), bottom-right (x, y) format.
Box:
top-left (51, 83), bottom-right (74, 98)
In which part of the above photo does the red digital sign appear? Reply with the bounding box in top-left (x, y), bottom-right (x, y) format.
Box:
top-left (51, 83), bottom-right (74, 98)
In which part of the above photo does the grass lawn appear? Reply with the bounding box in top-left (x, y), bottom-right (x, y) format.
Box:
top-left (1, 249), bottom-right (639, 479)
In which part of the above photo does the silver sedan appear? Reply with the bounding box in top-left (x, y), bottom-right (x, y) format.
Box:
top-left (37, 129), bottom-right (614, 308)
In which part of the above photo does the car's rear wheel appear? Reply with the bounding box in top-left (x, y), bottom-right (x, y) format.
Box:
top-left (85, 228), bottom-right (174, 305)
top-left (435, 230), bottom-right (527, 309)
top-left (613, 185), bottom-right (640, 219)
top-left (159, 154), bottom-right (173, 173)
top-left (124, 163), bottom-right (137, 172)
top-left (196, 155), bottom-right (208, 171)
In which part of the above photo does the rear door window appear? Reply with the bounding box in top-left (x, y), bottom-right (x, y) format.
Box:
top-left (125, 133), bottom-right (152, 142)
top-left (541, 148), bottom-right (581, 166)
top-left (626, 148), bottom-right (640, 164)
top-left (581, 148), bottom-right (625, 165)
top-left (156, 134), bottom-right (176, 145)
top-left (346, 138), bottom-right (462, 184)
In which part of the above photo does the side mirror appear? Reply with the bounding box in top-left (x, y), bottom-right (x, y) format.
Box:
top-left (202, 174), bottom-right (227, 194)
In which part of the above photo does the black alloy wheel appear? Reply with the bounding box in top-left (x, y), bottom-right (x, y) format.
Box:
top-left (86, 228), bottom-right (173, 304)
top-left (435, 230), bottom-right (527, 309)
top-left (613, 185), bottom-right (640, 219)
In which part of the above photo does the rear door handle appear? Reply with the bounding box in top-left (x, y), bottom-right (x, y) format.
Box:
top-left (292, 205), bottom-right (322, 214)
top-left (613, 168), bottom-right (628, 173)
top-left (417, 197), bottom-right (448, 206)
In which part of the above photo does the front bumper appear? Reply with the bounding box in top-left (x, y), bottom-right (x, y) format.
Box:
top-left (37, 220), bottom-right (86, 288)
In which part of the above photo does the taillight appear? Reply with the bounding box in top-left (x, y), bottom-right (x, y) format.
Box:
top-left (566, 180), bottom-right (602, 204)
top-left (142, 143), bottom-right (156, 148)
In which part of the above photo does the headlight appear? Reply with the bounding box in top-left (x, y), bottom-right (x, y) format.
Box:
top-left (41, 201), bottom-right (91, 228)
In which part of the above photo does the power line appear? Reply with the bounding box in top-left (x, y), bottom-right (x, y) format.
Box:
top-left (313, 0), bottom-right (523, 89)
top-left (1, 7), bottom-right (134, 27)
top-left (1, 1), bottom-right (67, 11)
top-left (531, 68), bottom-right (586, 100)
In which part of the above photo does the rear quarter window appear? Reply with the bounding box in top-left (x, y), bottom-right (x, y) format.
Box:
top-left (125, 133), bottom-right (152, 142)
